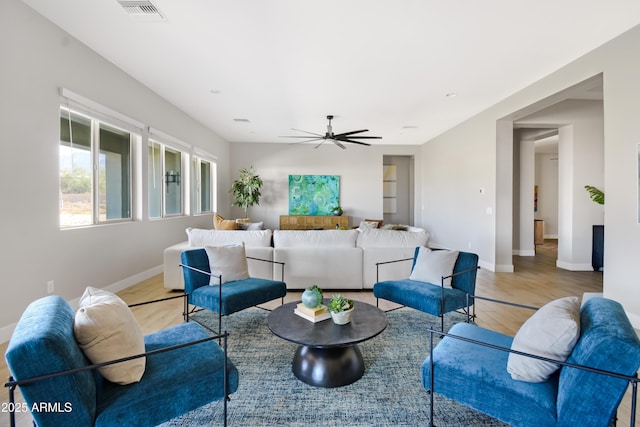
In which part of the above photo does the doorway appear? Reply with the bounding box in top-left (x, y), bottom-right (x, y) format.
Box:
top-left (383, 155), bottom-right (414, 225)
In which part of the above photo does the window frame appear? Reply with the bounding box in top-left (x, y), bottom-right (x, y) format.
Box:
top-left (59, 106), bottom-right (138, 228)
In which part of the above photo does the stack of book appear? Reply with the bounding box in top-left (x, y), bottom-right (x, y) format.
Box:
top-left (294, 303), bottom-right (330, 323)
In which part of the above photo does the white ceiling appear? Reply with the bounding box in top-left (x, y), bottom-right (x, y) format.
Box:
top-left (20, 0), bottom-right (640, 146)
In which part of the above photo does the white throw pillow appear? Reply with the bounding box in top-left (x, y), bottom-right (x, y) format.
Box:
top-left (358, 220), bottom-right (379, 230)
top-left (73, 287), bottom-right (146, 385)
top-left (409, 247), bottom-right (459, 287)
top-left (205, 243), bottom-right (250, 284)
top-left (507, 296), bottom-right (581, 383)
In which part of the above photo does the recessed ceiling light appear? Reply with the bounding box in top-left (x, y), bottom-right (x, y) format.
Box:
top-left (210, 89), bottom-right (221, 94)
top-left (233, 118), bottom-right (250, 123)
top-left (446, 92), bottom-right (457, 98)
top-left (402, 125), bottom-right (418, 129)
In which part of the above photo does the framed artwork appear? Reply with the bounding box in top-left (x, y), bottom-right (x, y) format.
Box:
top-left (289, 175), bottom-right (339, 215)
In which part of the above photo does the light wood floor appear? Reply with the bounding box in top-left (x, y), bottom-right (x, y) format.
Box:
top-left (1, 241), bottom-right (636, 426)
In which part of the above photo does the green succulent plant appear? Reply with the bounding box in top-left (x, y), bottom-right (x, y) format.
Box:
top-left (327, 294), bottom-right (354, 313)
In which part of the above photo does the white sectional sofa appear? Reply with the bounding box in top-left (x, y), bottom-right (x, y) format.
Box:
top-left (163, 226), bottom-right (429, 290)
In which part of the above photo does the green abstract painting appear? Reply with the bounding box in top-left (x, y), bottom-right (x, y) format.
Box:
top-left (289, 175), bottom-right (339, 215)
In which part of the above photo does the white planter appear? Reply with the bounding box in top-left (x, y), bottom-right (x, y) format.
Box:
top-left (330, 308), bottom-right (354, 325)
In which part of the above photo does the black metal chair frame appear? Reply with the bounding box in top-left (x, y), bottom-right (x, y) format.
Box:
top-left (426, 295), bottom-right (639, 427)
top-left (4, 294), bottom-right (232, 427)
top-left (180, 256), bottom-right (286, 337)
top-left (374, 257), bottom-right (480, 331)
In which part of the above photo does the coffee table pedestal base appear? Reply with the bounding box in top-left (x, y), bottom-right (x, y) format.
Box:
top-left (292, 345), bottom-right (364, 388)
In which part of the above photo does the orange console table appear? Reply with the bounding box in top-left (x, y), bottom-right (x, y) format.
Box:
top-left (280, 215), bottom-right (350, 230)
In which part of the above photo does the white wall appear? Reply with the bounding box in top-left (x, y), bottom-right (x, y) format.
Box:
top-left (535, 153), bottom-right (559, 238)
top-left (228, 143), bottom-right (422, 230)
top-left (0, 0), bottom-right (231, 339)
top-left (421, 25), bottom-right (640, 325)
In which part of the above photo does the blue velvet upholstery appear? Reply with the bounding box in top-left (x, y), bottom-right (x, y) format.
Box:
top-left (421, 297), bottom-right (640, 427)
top-left (5, 295), bottom-right (239, 427)
top-left (181, 248), bottom-right (287, 316)
top-left (373, 248), bottom-right (479, 317)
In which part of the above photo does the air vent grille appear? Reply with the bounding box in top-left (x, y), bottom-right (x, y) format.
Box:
top-left (117, 1), bottom-right (164, 19)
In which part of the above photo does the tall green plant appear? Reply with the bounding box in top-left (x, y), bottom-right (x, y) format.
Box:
top-left (584, 185), bottom-right (604, 205)
top-left (231, 166), bottom-right (263, 218)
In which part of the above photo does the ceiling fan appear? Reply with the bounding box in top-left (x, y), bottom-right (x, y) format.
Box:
top-left (281, 115), bottom-right (382, 149)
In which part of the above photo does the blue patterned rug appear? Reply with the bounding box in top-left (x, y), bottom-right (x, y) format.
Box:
top-left (160, 306), bottom-right (508, 426)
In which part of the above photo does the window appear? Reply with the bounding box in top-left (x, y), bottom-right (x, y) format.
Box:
top-left (148, 139), bottom-right (187, 218)
top-left (193, 157), bottom-right (216, 214)
top-left (59, 108), bottom-right (133, 228)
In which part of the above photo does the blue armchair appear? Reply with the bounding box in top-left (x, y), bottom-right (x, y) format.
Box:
top-left (4, 295), bottom-right (238, 427)
top-left (373, 247), bottom-right (479, 330)
top-left (181, 248), bottom-right (287, 335)
top-left (422, 297), bottom-right (640, 427)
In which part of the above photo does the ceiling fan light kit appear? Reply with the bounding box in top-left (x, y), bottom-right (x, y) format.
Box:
top-left (281, 115), bottom-right (382, 149)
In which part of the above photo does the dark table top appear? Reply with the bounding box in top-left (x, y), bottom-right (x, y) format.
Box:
top-left (267, 299), bottom-right (388, 348)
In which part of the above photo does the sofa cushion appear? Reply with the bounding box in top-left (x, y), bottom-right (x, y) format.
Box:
top-left (213, 213), bottom-right (237, 230)
top-left (74, 287), bottom-right (146, 385)
top-left (187, 227), bottom-right (273, 247)
top-left (409, 247), bottom-right (459, 287)
top-left (356, 228), bottom-right (429, 248)
top-left (205, 244), bottom-right (250, 284)
top-left (507, 296), bottom-right (580, 383)
top-left (273, 229), bottom-right (358, 248)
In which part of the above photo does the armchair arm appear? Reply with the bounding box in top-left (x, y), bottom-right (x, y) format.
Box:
top-left (375, 257), bottom-right (414, 282)
top-left (426, 328), bottom-right (639, 427)
top-left (246, 256), bottom-right (286, 282)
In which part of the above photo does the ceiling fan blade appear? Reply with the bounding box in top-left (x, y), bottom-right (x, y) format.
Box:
top-left (314, 140), bottom-right (327, 149)
top-left (290, 128), bottom-right (325, 137)
top-left (280, 135), bottom-right (324, 139)
top-left (334, 129), bottom-right (369, 137)
top-left (336, 135), bottom-right (382, 140)
top-left (340, 139), bottom-right (372, 146)
top-left (289, 137), bottom-right (324, 144)
top-left (332, 139), bottom-right (347, 149)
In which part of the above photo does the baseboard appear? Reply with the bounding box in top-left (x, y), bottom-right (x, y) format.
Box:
top-left (512, 249), bottom-right (535, 256)
top-left (0, 265), bottom-right (163, 344)
top-left (556, 260), bottom-right (594, 271)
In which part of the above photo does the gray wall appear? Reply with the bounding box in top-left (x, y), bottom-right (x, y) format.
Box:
top-left (0, 0), bottom-right (231, 340)
top-left (421, 25), bottom-right (640, 325)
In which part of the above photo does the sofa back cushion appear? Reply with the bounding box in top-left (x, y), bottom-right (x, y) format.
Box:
top-left (273, 229), bottom-right (358, 248)
top-left (186, 228), bottom-right (272, 247)
top-left (5, 296), bottom-right (96, 426)
top-left (356, 228), bottom-right (429, 248)
top-left (556, 297), bottom-right (640, 426)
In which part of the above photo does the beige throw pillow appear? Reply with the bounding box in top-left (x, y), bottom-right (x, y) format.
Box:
top-left (507, 296), bottom-right (581, 383)
top-left (409, 247), bottom-right (459, 287)
top-left (205, 243), bottom-right (250, 284)
top-left (73, 287), bottom-right (146, 385)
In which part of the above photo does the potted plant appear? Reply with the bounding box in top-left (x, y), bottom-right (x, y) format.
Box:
top-left (327, 294), bottom-right (355, 325)
top-left (331, 205), bottom-right (343, 216)
top-left (584, 185), bottom-right (604, 271)
top-left (230, 166), bottom-right (263, 218)
top-left (301, 285), bottom-right (323, 309)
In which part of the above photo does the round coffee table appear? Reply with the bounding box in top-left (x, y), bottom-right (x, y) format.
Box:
top-left (267, 299), bottom-right (387, 388)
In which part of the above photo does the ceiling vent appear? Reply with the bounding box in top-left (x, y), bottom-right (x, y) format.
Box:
top-left (117, 1), bottom-right (165, 20)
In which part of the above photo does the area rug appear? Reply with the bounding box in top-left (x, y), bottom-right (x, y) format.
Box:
top-left (160, 307), bottom-right (508, 427)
